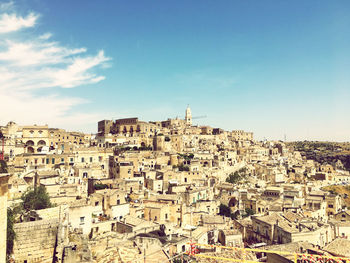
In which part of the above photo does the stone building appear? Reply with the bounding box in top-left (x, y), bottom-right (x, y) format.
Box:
top-left (22, 125), bottom-right (50, 153)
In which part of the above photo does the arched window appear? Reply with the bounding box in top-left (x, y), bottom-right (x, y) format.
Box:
top-left (26, 140), bottom-right (35, 146)
top-left (37, 140), bottom-right (46, 146)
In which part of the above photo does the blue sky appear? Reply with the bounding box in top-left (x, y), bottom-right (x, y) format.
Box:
top-left (1, 0), bottom-right (350, 141)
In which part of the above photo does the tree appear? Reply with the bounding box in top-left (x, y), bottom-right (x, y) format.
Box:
top-left (226, 168), bottom-right (248, 184)
top-left (218, 204), bottom-right (231, 217)
top-left (243, 208), bottom-right (255, 218)
top-left (226, 171), bottom-right (241, 184)
top-left (21, 186), bottom-right (52, 211)
top-left (231, 210), bottom-right (240, 220)
top-left (7, 208), bottom-right (16, 260)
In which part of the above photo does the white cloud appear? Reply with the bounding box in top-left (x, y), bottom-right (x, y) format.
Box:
top-left (0, 5), bottom-right (111, 132)
top-left (0, 12), bottom-right (38, 33)
top-left (38, 32), bottom-right (52, 40)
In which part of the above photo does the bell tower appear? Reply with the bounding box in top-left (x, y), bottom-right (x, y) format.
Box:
top-left (185, 105), bottom-right (192, 126)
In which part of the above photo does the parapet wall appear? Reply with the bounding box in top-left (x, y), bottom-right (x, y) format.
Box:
top-left (13, 218), bottom-right (59, 263)
top-left (36, 206), bottom-right (61, 220)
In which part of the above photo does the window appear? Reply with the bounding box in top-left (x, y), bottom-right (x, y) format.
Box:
top-left (52, 158), bottom-right (55, 164)
top-left (70, 158), bottom-right (74, 163)
top-left (81, 157), bottom-right (85, 162)
top-left (95, 201), bottom-right (99, 206)
top-left (90, 157), bottom-right (93, 162)
top-left (165, 213), bottom-right (168, 219)
top-left (61, 158), bottom-right (64, 163)
top-left (117, 200), bottom-right (120, 205)
top-left (46, 158), bottom-right (49, 164)
top-left (80, 217), bottom-right (85, 224)
top-left (328, 204), bottom-right (334, 208)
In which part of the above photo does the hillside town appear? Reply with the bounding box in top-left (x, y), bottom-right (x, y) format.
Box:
top-left (1, 106), bottom-right (350, 263)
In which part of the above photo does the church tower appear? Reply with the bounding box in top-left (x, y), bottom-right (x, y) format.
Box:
top-left (185, 105), bottom-right (192, 126)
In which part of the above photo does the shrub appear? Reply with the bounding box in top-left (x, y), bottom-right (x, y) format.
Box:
top-left (94, 183), bottom-right (109, 190)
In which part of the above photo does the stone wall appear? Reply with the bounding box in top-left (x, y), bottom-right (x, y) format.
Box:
top-left (0, 174), bottom-right (10, 263)
top-left (13, 219), bottom-right (59, 263)
top-left (36, 206), bottom-right (61, 220)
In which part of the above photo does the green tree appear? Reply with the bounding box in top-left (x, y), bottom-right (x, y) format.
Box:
top-left (243, 208), bottom-right (255, 218)
top-left (6, 208), bottom-right (16, 260)
top-left (218, 204), bottom-right (231, 217)
top-left (21, 186), bottom-right (52, 211)
top-left (226, 168), bottom-right (248, 184)
top-left (231, 210), bottom-right (240, 220)
top-left (226, 171), bottom-right (241, 184)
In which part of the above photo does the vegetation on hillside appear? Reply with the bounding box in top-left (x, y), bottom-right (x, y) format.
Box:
top-left (288, 141), bottom-right (350, 171)
top-left (322, 185), bottom-right (350, 208)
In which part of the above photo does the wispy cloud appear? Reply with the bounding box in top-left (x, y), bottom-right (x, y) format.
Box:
top-left (0, 1), bottom-right (14, 11)
top-left (0, 4), bottom-right (111, 131)
top-left (0, 12), bottom-right (38, 33)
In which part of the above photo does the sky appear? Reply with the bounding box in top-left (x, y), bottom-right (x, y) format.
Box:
top-left (0, 0), bottom-right (350, 141)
